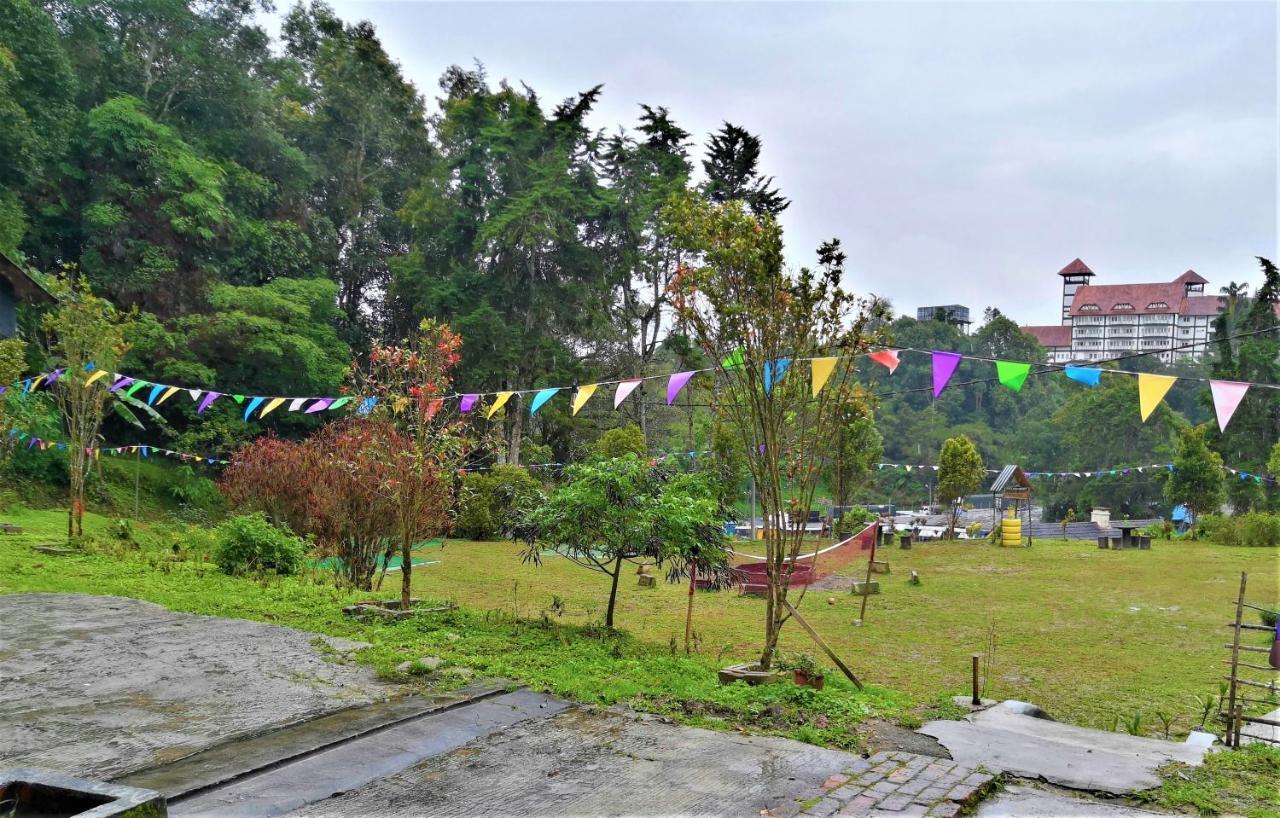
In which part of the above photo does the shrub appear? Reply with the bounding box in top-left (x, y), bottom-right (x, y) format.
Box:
top-left (1259, 608), bottom-right (1278, 629)
top-left (1197, 514), bottom-right (1240, 545)
top-left (594, 424), bottom-right (647, 459)
top-left (214, 512), bottom-right (305, 576)
top-left (834, 505), bottom-right (874, 539)
top-left (1238, 512), bottom-right (1280, 547)
top-left (456, 466), bottom-right (542, 541)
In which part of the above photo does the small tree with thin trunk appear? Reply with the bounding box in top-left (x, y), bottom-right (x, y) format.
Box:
top-left (1165, 424), bottom-right (1225, 537)
top-left (40, 272), bottom-right (136, 539)
top-left (938, 435), bottom-right (984, 539)
top-left (656, 472), bottom-right (732, 654)
top-left (664, 194), bottom-right (886, 670)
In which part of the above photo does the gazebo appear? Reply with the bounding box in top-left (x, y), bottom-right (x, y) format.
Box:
top-left (989, 465), bottom-right (1032, 547)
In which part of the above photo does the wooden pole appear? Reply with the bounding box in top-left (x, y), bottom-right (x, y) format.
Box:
top-left (781, 598), bottom-right (863, 690)
top-left (971, 653), bottom-right (982, 705)
top-left (133, 447), bottom-right (141, 520)
top-left (858, 530), bottom-right (878, 623)
top-left (1226, 571), bottom-right (1246, 747)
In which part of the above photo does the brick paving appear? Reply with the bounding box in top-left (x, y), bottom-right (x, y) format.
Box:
top-left (799, 751), bottom-right (997, 818)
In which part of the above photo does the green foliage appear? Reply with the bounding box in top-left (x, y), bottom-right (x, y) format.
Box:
top-left (214, 512), bottom-right (305, 576)
top-left (594, 424), bottom-right (648, 460)
top-left (455, 466), bottom-right (543, 541)
top-left (1165, 425), bottom-right (1226, 532)
top-left (834, 506), bottom-right (874, 539)
top-left (1237, 512), bottom-right (1280, 548)
top-left (1151, 743), bottom-right (1280, 818)
top-left (938, 435), bottom-right (984, 536)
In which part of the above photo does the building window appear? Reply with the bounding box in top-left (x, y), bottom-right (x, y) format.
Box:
top-left (1147, 302), bottom-right (1168, 310)
top-left (1078, 303), bottom-right (1100, 312)
top-left (1113, 303), bottom-right (1134, 311)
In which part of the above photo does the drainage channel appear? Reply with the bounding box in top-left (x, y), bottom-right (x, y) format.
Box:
top-left (117, 683), bottom-right (569, 818)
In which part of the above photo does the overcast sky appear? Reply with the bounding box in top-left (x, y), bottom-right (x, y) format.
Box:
top-left (269, 1), bottom-right (1277, 327)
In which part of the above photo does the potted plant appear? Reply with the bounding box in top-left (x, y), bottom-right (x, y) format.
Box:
top-left (790, 653), bottom-right (825, 690)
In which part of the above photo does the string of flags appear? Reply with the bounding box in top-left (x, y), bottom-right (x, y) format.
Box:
top-left (4, 346), bottom-right (1277, 431)
top-left (4, 428), bottom-right (228, 465)
top-left (873, 461), bottom-right (1275, 486)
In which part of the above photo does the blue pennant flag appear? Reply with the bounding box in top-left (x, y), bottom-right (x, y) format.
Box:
top-left (1064, 366), bottom-right (1102, 387)
top-left (764, 359), bottom-right (791, 394)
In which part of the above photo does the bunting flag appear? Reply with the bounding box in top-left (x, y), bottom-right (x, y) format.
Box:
top-left (1138, 373), bottom-right (1177, 421)
top-left (459, 394), bottom-right (479, 413)
top-left (288, 398), bottom-right (307, 412)
top-left (1210, 380), bottom-right (1250, 432)
top-left (868, 350), bottom-right (899, 374)
top-left (260, 397), bottom-right (286, 418)
top-left (1064, 366), bottom-right (1102, 387)
top-left (667, 371), bottom-right (695, 405)
top-left (44, 368), bottom-right (64, 385)
top-left (84, 369), bottom-right (110, 388)
top-left (995, 360), bottom-right (1031, 392)
top-left (187, 388), bottom-right (202, 402)
top-left (329, 397), bottom-right (352, 412)
top-left (196, 392), bottom-right (221, 414)
top-left (614, 379), bottom-right (641, 408)
top-left (146, 384), bottom-right (164, 405)
top-left (305, 398), bottom-right (333, 414)
top-left (487, 391), bottom-right (512, 419)
top-left (763, 359), bottom-right (791, 394)
top-left (232, 394), bottom-right (245, 404)
top-left (571, 384), bottom-right (597, 416)
top-left (425, 398), bottom-right (443, 420)
top-left (931, 351), bottom-right (962, 398)
top-left (109, 376), bottom-right (133, 393)
top-left (243, 396), bottom-right (265, 420)
top-left (529, 388), bottom-right (559, 415)
top-left (722, 348), bottom-right (745, 371)
top-left (811, 357), bottom-right (837, 397)
top-left (356, 396), bottom-right (378, 416)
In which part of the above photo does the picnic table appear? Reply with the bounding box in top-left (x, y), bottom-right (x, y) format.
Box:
top-left (1112, 521), bottom-right (1143, 548)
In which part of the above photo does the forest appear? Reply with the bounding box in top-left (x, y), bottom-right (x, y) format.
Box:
top-left (2, 0), bottom-right (1278, 520)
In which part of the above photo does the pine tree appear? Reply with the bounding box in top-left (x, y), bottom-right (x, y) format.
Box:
top-left (701, 123), bottom-right (789, 218)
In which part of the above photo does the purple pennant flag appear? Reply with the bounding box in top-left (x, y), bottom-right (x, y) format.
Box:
top-left (109, 376), bottom-right (134, 393)
top-left (460, 394), bottom-right (479, 413)
top-left (667, 371), bottom-right (695, 405)
top-left (44, 368), bottom-right (65, 385)
top-left (196, 391), bottom-right (221, 414)
top-left (931, 351), bottom-right (962, 398)
top-left (305, 398), bottom-right (333, 414)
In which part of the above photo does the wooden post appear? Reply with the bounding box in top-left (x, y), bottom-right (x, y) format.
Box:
top-left (781, 598), bottom-right (863, 690)
top-left (972, 653), bottom-right (982, 705)
top-left (858, 530), bottom-right (878, 623)
top-left (1226, 571), bottom-right (1247, 747)
top-left (133, 447), bottom-right (141, 520)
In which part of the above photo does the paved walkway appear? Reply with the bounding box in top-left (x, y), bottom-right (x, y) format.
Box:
top-left (798, 752), bottom-right (995, 818)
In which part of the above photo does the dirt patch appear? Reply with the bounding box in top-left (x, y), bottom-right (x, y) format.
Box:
top-left (858, 719), bottom-right (952, 758)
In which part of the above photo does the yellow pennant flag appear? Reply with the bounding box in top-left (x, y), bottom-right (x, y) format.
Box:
top-left (572, 384), bottom-right (598, 416)
top-left (487, 391), bottom-right (513, 420)
top-left (84, 369), bottom-right (110, 388)
top-left (1138, 373), bottom-right (1177, 421)
top-left (156, 385), bottom-right (180, 405)
top-left (259, 397), bottom-right (286, 418)
top-left (811, 357), bottom-right (837, 397)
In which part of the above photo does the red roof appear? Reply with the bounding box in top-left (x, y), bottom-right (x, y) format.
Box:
top-left (1023, 324), bottom-right (1072, 348)
top-left (1057, 258), bottom-right (1095, 277)
top-left (1070, 274), bottom-right (1223, 317)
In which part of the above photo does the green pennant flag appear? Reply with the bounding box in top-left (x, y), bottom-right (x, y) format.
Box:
top-left (995, 360), bottom-right (1031, 392)
top-left (721, 348), bottom-right (745, 371)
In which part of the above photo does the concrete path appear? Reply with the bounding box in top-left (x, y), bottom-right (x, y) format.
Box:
top-left (919, 702), bottom-right (1206, 795)
top-left (1240, 707), bottom-right (1280, 745)
top-left (0, 593), bottom-right (391, 780)
top-left (976, 784), bottom-right (1167, 817)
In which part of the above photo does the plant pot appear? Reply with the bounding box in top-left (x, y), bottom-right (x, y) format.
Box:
top-left (793, 669), bottom-right (825, 690)
top-left (718, 662), bottom-right (787, 686)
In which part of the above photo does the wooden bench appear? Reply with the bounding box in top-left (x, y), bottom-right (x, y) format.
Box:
top-left (0, 523), bottom-right (23, 534)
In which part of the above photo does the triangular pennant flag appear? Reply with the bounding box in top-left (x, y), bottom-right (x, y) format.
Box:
top-left (1138, 373), bottom-right (1177, 421)
top-left (146, 384), bottom-right (164, 405)
top-left (243, 396), bottom-right (265, 420)
top-left (288, 398), bottom-right (307, 412)
top-left (459, 394), bottom-right (479, 413)
top-left (109, 376), bottom-right (133, 393)
top-left (614, 379), bottom-right (641, 408)
top-left (45, 368), bottom-right (64, 385)
top-left (231, 394), bottom-right (245, 404)
top-left (529, 388), bottom-right (559, 415)
top-left (21, 378), bottom-right (32, 394)
top-left (356, 397), bottom-right (378, 416)
top-left (721, 348), bottom-right (745, 371)
top-left (260, 397), bottom-right (286, 418)
top-left (868, 350), bottom-right (899, 374)
top-left (197, 392), bottom-right (221, 414)
top-left (0, 386), bottom-right (6, 397)
top-left (156, 386), bottom-right (180, 405)
top-left (487, 391), bottom-right (512, 420)
top-left (425, 398), bottom-right (444, 420)
top-left (667, 371), bottom-right (695, 405)
top-left (995, 360), bottom-right (1031, 392)
top-left (571, 384), bottom-right (597, 416)
top-left (305, 398), bottom-right (333, 414)
top-left (764, 359), bottom-right (791, 394)
top-left (1064, 366), bottom-right (1102, 387)
top-left (931, 351), bottom-right (962, 398)
top-left (84, 369), bottom-right (110, 388)
top-left (328, 396), bottom-right (352, 411)
top-left (188, 388), bottom-right (202, 401)
top-left (124, 380), bottom-right (148, 398)
top-left (810, 357), bottom-right (837, 397)
top-left (1209, 380), bottom-right (1250, 432)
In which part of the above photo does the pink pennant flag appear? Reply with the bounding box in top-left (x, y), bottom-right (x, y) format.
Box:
top-left (614, 379), bottom-right (642, 409)
top-left (868, 350), bottom-right (899, 374)
top-left (305, 398), bottom-right (333, 414)
top-left (1210, 380), bottom-right (1250, 432)
top-left (931, 351), bottom-right (962, 398)
top-left (459, 394), bottom-right (479, 412)
top-left (666, 371), bottom-right (695, 405)
top-left (196, 392), bottom-right (221, 414)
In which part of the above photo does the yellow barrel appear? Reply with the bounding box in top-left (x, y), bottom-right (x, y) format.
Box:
top-left (1000, 517), bottom-right (1022, 547)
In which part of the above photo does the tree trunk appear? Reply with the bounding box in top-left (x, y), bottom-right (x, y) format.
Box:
top-left (605, 554), bottom-right (623, 629)
top-left (684, 561), bottom-right (696, 654)
top-left (509, 394), bottom-right (524, 466)
top-left (400, 536), bottom-right (412, 610)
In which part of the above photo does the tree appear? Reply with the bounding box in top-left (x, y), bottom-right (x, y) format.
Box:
top-left (594, 423), bottom-right (647, 459)
top-left (40, 272), bottom-right (138, 538)
top-left (665, 194), bottom-right (885, 669)
top-left (701, 123), bottom-right (788, 218)
top-left (653, 472), bottom-right (729, 654)
top-left (518, 455), bottom-right (722, 630)
top-left (828, 400), bottom-right (883, 511)
top-left (938, 435), bottom-right (984, 538)
top-left (1165, 424), bottom-right (1226, 535)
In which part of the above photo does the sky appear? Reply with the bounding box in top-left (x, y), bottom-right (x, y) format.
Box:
top-left (265, 1), bottom-right (1277, 327)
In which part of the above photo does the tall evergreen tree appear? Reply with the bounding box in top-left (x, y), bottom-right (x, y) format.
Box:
top-left (701, 123), bottom-right (789, 218)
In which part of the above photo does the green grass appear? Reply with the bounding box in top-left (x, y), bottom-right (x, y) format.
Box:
top-left (1145, 743), bottom-right (1280, 818)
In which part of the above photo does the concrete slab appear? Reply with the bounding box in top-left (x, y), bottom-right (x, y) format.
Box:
top-left (1240, 707), bottom-right (1280, 746)
top-left (919, 702), bottom-right (1206, 795)
top-left (976, 784), bottom-right (1166, 817)
top-left (0, 593), bottom-right (395, 780)
top-left (287, 707), bottom-right (867, 818)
